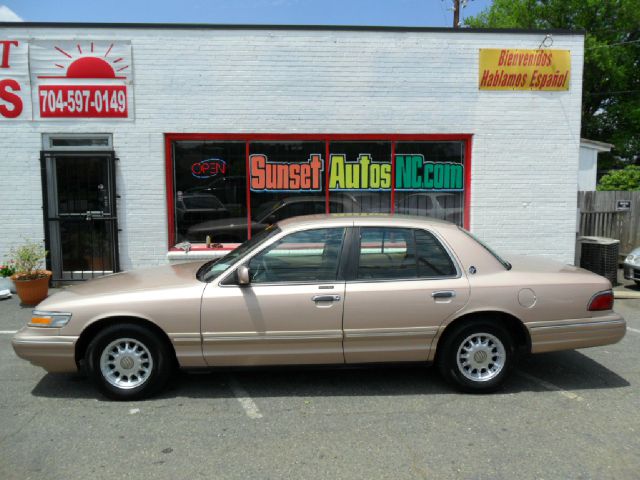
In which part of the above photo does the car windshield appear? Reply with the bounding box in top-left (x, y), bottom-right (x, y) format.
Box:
top-left (458, 227), bottom-right (512, 270)
top-left (197, 225), bottom-right (281, 282)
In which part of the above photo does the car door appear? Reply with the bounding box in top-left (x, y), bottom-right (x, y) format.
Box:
top-left (343, 226), bottom-right (470, 363)
top-left (200, 226), bottom-right (348, 366)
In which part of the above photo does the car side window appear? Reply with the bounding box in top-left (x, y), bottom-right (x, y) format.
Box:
top-left (357, 227), bottom-right (456, 280)
top-left (248, 228), bottom-right (345, 283)
top-left (357, 228), bottom-right (417, 280)
top-left (415, 229), bottom-right (457, 277)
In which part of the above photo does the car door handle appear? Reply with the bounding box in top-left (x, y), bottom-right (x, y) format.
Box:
top-left (432, 290), bottom-right (456, 299)
top-left (312, 295), bottom-right (341, 302)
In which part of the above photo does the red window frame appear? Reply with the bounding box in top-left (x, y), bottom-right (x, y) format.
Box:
top-left (165, 133), bottom-right (473, 251)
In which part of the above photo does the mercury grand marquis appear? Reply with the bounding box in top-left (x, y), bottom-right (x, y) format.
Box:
top-left (12, 215), bottom-right (626, 400)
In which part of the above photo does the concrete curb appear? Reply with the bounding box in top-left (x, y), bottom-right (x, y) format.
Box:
top-left (613, 290), bottom-right (640, 299)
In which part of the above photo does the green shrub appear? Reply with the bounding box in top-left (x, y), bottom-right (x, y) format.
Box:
top-left (597, 165), bottom-right (640, 191)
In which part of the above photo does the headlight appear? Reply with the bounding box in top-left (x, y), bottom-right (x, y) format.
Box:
top-left (29, 310), bottom-right (72, 328)
top-left (625, 254), bottom-right (639, 266)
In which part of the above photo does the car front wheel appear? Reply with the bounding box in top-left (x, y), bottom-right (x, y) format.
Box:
top-left (437, 321), bottom-right (513, 393)
top-left (86, 323), bottom-right (172, 400)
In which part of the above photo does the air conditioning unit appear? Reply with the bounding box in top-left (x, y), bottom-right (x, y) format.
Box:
top-left (578, 236), bottom-right (619, 286)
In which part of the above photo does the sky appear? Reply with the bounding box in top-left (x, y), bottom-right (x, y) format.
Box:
top-left (0, 0), bottom-right (492, 27)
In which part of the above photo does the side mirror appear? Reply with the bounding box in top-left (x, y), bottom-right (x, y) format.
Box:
top-left (236, 265), bottom-right (250, 285)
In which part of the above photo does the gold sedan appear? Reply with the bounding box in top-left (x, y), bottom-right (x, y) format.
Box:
top-left (13, 215), bottom-right (626, 400)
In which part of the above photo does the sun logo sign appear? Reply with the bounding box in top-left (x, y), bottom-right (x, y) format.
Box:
top-left (30, 40), bottom-right (133, 119)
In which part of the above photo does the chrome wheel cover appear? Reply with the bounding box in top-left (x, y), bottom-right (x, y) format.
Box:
top-left (456, 332), bottom-right (506, 382)
top-left (100, 338), bottom-right (154, 390)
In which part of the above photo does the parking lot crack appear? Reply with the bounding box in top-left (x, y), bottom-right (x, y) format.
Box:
top-left (0, 411), bottom-right (39, 446)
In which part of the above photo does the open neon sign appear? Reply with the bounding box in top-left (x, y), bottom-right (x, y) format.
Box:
top-left (191, 158), bottom-right (227, 179)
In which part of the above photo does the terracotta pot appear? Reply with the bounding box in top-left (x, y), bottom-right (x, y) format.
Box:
top-left (11, 270), bottom-right (52, 306)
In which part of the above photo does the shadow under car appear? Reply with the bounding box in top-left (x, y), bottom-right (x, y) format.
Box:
top-left (31, 350), bottom-right (630, 401)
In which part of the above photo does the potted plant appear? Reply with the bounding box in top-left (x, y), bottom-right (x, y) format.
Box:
top-left (10, 241), bottom-right (51, 305)
top-left (0, 261), bottom-right (16, 293)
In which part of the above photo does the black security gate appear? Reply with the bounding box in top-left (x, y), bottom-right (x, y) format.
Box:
top-left (41, 151), bottom-right (120, 283)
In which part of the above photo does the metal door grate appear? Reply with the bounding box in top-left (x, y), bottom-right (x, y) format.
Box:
top-left (41, 150), bottom-right (120, 283)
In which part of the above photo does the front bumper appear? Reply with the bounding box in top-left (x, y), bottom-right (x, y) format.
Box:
top-left (623, 263), bottom-right (640, 282)
top-left (528, 313), bottom-right (626, 354)
top-left (12, 326), bottom-right (79, 373)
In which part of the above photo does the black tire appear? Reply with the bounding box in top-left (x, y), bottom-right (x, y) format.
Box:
top-left (86, 323), bottom-right (173, 401)
top-left (437, 321), bottom-right (514, 393)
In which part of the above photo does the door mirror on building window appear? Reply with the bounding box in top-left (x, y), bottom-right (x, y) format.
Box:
top-left (236, 265), bottom-right (251, 285)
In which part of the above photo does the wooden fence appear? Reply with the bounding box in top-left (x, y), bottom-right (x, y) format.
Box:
top-left (578, 191), bottom-right (640, 257)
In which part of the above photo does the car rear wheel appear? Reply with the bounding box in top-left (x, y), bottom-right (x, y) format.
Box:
top-left (86, 323), bottom-right (172, 400)
top-left (437, 321), bottom-right (514, 393)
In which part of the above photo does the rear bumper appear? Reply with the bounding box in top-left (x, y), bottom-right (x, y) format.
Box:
top-left (11, 327), bottom-right (79, 373)
top-left (527, 313), bottom-right (626, 354)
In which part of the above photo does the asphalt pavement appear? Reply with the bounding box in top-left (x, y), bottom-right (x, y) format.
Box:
top-left (0, 286), bottom-right (639, 480)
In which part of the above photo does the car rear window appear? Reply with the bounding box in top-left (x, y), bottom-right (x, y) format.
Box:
top-left (357, 227), bottom-right (457, 280)
top-left (415, 229), bottom-right (457, 277)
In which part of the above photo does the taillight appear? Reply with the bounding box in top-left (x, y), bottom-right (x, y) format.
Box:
top-left (588, 290), bottom-right (614, 311)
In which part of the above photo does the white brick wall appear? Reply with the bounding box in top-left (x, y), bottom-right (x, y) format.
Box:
top-left (0, 26), bottom-right (583, 268)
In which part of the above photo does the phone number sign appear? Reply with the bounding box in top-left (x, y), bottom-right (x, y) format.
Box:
top-left (39, 85), bottom-right (128, 118)
top-left (30, 40), bottom-right (133, 120)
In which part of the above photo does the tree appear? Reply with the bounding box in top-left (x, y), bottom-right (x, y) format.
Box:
top-left (597, 165), bottom-right (640, 190)
top-left (466, 0), bottom-right (640, 167)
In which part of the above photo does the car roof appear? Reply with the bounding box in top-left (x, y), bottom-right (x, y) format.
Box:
top-left (277, 213), bottom-right (458, 232)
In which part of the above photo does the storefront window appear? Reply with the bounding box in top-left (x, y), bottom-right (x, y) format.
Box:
top-left (249, 141), bottom-right (326, 239)
top-left (394, 142), bottom-right (465, 225)
top-left (168, 136), bottom-right (469, 248)
top-left (328, 141), bottom-right (392, 214)
top-left (173, 141), bottom-right (246, 243)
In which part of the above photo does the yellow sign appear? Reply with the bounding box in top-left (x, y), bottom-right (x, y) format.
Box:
top-left (479, 49), bottom-right (571, 91)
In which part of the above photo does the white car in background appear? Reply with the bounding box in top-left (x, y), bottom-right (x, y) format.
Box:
top-left (395, 192), bottom-right (463, 223)
top-left (623, 247), bottom-right (640, 286)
